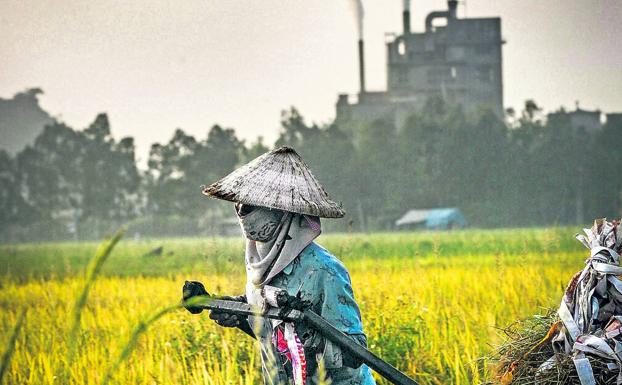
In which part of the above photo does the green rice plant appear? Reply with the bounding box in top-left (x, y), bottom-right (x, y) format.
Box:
top-left (65, 229), bottom-right (124, 383)
top-left (69, 229), bottom-right (125, 341)
top-left (0, 308), bottom-right (26, 384)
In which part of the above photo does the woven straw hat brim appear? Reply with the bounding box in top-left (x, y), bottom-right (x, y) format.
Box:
top-left (202, 147), bottom-right (345, 218)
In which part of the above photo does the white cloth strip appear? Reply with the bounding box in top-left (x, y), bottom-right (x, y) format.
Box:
top-left (574, 354), bottom-right (597, 385)
top-left (593, 262), bottom-right (622, 275)
top-left (559, 299), bottom-right (581, 341)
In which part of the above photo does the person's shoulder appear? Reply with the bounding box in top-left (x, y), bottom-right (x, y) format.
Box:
top-left (301, 242), bottom-right (349, 279)
top-left (301, 241), bottom-right (339, 264)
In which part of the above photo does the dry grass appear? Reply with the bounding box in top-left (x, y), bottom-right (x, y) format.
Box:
top-left (492, 311), bottom-right (620, 385)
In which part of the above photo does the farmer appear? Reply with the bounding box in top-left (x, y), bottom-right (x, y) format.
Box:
top-left (185, 147), bottom-right (375, 385)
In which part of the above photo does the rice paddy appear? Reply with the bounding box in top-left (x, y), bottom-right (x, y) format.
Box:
top-left (0, 228), bottom-right (587, 384)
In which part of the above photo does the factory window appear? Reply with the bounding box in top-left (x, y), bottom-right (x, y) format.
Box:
top-left (397, 40), bottom-right (406, 56)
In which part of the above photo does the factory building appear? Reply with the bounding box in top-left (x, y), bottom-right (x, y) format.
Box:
top-left (336, 0), bottom-right (504, 133)
top-left (547, 107), bottom-right (622, 133)
top-left (548, 105), bottom-right (603, 133)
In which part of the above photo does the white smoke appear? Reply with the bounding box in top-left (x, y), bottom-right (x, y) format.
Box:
top-left (349, 0), bottom-right (364, 39)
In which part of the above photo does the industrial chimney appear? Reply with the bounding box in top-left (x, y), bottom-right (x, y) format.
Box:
top-left (402, 0), bottom-right (411, 35)
top-left (358, 39), bottom-right (366, 94)
top-left (350, 0), bottom-right (366, 95)
top-left (448, 0), bottom-right (458, 19)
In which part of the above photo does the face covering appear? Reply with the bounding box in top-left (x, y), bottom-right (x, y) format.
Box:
top-left (236, 204), bottom-right (321, 289)
top-left (238, 205), bottom-right (284, 242)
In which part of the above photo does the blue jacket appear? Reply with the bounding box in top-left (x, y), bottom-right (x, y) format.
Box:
top-left (248, 242), bottom-right (376, 385)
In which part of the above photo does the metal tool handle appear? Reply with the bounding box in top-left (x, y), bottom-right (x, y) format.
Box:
top-left (191, 297), bottom-right (419, 385)
top-left (191, 296), bottom-right (304, 322)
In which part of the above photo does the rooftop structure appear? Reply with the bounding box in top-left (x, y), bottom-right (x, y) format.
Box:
top-left (547, 105), bottom-right (602, 133)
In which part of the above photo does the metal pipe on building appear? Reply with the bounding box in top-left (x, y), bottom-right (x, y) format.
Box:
top-left (425, 0), bottom-right (458, 32)
top-left (425, 11), bottom-right (449, 32)
top-left (448, 0), bottom-right (458, 19)
top-left (358, 39), bottom-right (366, 94)
top-left (403, 10), bottom-right (411, 35)
top-left (402, 0), bottom-right (411, 35)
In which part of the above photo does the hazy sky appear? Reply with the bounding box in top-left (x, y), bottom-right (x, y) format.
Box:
top-left (1, 0), bottom-right (621, 163)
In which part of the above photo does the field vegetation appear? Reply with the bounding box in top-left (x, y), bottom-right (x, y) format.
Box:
top-left (0, 228), bottom-right (587, 384)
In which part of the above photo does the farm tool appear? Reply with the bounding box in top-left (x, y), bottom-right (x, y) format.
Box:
top-left (182, 282), bottom-right (419, 385)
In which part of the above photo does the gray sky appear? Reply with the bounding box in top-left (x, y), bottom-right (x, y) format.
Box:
top-left (1, 0), bottom-right (621, 163)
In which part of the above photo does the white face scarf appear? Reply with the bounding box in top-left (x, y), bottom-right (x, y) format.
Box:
top-left (238, 207), bottom-right (320, 385)
top-left (237, 206), bottom-right (321, 289)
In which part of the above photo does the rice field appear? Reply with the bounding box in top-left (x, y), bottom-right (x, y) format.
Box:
top-left (0, 228), bottom-right (587, 384)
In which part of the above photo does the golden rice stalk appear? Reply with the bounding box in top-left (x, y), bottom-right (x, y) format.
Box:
top-left (0, 308), bottom-right (26, 383)
top-left (101, 303), bottom-right (183, 385)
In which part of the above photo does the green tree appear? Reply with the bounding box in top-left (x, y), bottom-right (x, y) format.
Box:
top-left (16, 121), bottom-right (83, 233)
top-left (243, 136), bottom-right (270, 163)
top-left (146, 129), bottom-right (200, 217)
top-left (146, 125), bottom-right (243, 221)
top-left (0, 150), bottom-right (35, 233)
top-left (13, 115), bottom-right (141, 239)
top-left (80, 114), bottom-right (141, 229)
top-left (275, 107), bottom-right (356, 231)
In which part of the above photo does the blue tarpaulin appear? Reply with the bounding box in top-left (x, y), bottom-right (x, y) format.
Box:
top-left (395, 208), bottom-right (467, 230)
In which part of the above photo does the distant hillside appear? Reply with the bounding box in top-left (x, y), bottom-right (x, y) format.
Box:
top-left (0, 88), bottom-right (56, 154)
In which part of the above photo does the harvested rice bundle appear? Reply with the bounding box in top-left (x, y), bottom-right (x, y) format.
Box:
top-left (495, 219), bottom-right (622, 385)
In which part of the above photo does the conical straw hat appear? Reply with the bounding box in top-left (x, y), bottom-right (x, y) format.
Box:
top-left (202, 146), bottom-right (345, 218)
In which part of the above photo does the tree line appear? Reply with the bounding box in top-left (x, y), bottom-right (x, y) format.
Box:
top-left (1, 97), bottom-right (621, 241)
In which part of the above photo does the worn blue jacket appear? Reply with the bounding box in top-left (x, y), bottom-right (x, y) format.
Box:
top-left (248, 242), bottom-right (376, 385)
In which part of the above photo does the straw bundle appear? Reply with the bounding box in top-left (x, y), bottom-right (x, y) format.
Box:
top-left (494, 219), bottom-right (622, 385)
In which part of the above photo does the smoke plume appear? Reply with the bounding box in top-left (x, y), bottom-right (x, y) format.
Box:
top-left (403, 0), bottom-right (410, 11)
top-left (349, 0), bottom-right (364, 39)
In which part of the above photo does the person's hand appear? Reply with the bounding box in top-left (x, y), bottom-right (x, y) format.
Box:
top-left (182, 280), bottom-right (209, 314)
top-left (275, 290), bottom-right (311, 311)
top-left (209, 295), bottom-right (246, 327)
